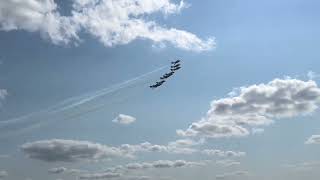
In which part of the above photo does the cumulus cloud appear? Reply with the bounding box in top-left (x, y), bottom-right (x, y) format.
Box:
top-left (21, 139), bottom-right (130, 162)
top-left (113, 114), bottom-right (136, 125)
top-left (215, 171), bottom-right (249, 180)
top-left (305, 135), bottom-right (320, 144)
top-left (0, 0), bottom-right (215, 52)
top-left (178, 78), bottom-right (320, 138)
top-left (202, 149), bottom-right (246, 157)
top-left (21, 139), bottom-right (201, 163)
top-left (0, 0), bottom-right (79, 44)
top-left (0, 170), bottom-right (8, 178)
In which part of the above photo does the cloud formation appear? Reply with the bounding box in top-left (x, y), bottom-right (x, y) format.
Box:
top-left (202, 149), bottom-right (246, 157)
top-left (178, 78), bottom-right (320, 138)
top-left (215, 159), bottom-right (241, 167)
top-left (85, 159), bottom-right (205, 179)
top-left (113, 114), bottom-right (136, 125)
top-left (48, 167), bottom-right (67, 174)
top-left (305, 135), bottom-right (320, 144)
top-left (0, 0), bottom-right (215, 52)
top-left (48, 167), bottom-right (86, 175)
top-left (215, 171), bottom-right (249, 180)
top-left (79, 172), bottom-right (121, 180)
top-left (125, 160), bottom-right (204, 170)
top-left (120, 141), bottom-right (197, 155)
top-left (21, 139), bottom-right (130, 162)
top-left (21, 139), bottom-right (200, 163)
top-left (0, 89), bottom-right (8, 106)
top-left (0, 89), bottom-right (7, 100)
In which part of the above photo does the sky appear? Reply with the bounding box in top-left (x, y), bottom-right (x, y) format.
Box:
top-left (1, 0), bottom-right (320, 180)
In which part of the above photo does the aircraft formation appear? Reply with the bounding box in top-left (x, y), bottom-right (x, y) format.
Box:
top-left (149, 60), bottom-right (181, 89)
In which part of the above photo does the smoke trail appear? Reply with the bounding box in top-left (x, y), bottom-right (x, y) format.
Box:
top-left (0, 65), bottom-right (168, 137)
top-left (49, 65), bottom-right (168, 114)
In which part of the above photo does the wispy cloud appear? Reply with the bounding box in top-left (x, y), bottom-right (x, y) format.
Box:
top-left (305, 135), bottom-right (320, 144)
top-left (307, 71), bottom-right (320, 80)
top-left (215, 171), bottom-right (250, 180)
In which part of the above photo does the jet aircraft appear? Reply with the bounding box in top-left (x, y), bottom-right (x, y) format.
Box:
top-left (171, 66), bottom-right (181, 71)
top-left (149, 80), bottom-right (165, 89)
top-left (171, 60), bottom-right (180, 65)
top-left (160, 71), bottom-right (175, 79)
top-left (149, 60), bottom-right (182, 89)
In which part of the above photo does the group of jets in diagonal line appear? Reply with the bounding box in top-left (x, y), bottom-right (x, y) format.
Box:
top-left (150, 60), bottom-right (181, 89)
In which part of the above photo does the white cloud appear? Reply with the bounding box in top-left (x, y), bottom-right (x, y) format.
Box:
top-left (48, 167), bottom-right (67, 174)
top-left (168, 138), bottom-right (204, 147)
top-left (215, 171), bottom-right (250, 180)
top-left (202, 149), bottom-right (246, 157)
top-left (107, 160), bottom-right (205, 172)
top-left (178, 78), bottom-right (320, 138)
top-left (0, 170), bottom-right (8, 178)
top-left (113, 114), bottom-right (136, 125)
top-left (21, 139), bottom-right (131, 162)
top-left (252, 128), bottom-right (264, 135)
top-left (0, 0), bottom-right (215, 52)
top-left (283, 161), bottom-right (320, 171)
top-left (79, 172), bottom-right (121, 180)
top-left (124, 176), bottom-right (151, 180)
top-left (305, 135), bottom-right (320, 144)
top-left (216, 159), bottom-right (241, 167)
top-left (0, 0), bottom-right (79, 44)
top-left (307, 71), bottom-right (320, 80)
top-left (48, 167), bottom-right (86, 175)
top-left (22, 139), bottom-right (200, 163)
top-left (120, 141), bottom-right (197, 155)
top-left (0, 89), bottom-right (7, 100)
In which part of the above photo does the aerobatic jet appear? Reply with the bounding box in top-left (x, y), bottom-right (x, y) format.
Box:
top-left (171, 63), bottom-right (180, 69)
top-left (149, 80), bottom-right (165, 89)
top-left (171, 66), bottom-right (181, 71)
top-left (171, 60), bottom-right (180, 65)
top-left (149, 60), bottom-right (181, 89)
top-left (160, 71), bottom-right (174, 79)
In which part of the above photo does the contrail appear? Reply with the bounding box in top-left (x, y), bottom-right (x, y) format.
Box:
top-left (0, 65), bottom-right (168, 136)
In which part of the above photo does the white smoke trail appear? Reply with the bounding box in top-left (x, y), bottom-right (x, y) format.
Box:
top-left (0, 65), bottom-right (168, 129)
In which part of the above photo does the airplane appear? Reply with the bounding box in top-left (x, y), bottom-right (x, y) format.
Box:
top-left (149, 80), bottom-right (165, 89)
top-left (160, 71), bottom-right (175, 79)
top-left (171, 66), bottom-right (181, 71)
top-left (171, 63), bottom-right (180, 68)
top-left (171, 60), bottom-right (180, 65)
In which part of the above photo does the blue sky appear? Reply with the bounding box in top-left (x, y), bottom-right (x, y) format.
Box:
top-left (1, 0), bottom-right (320, 180)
